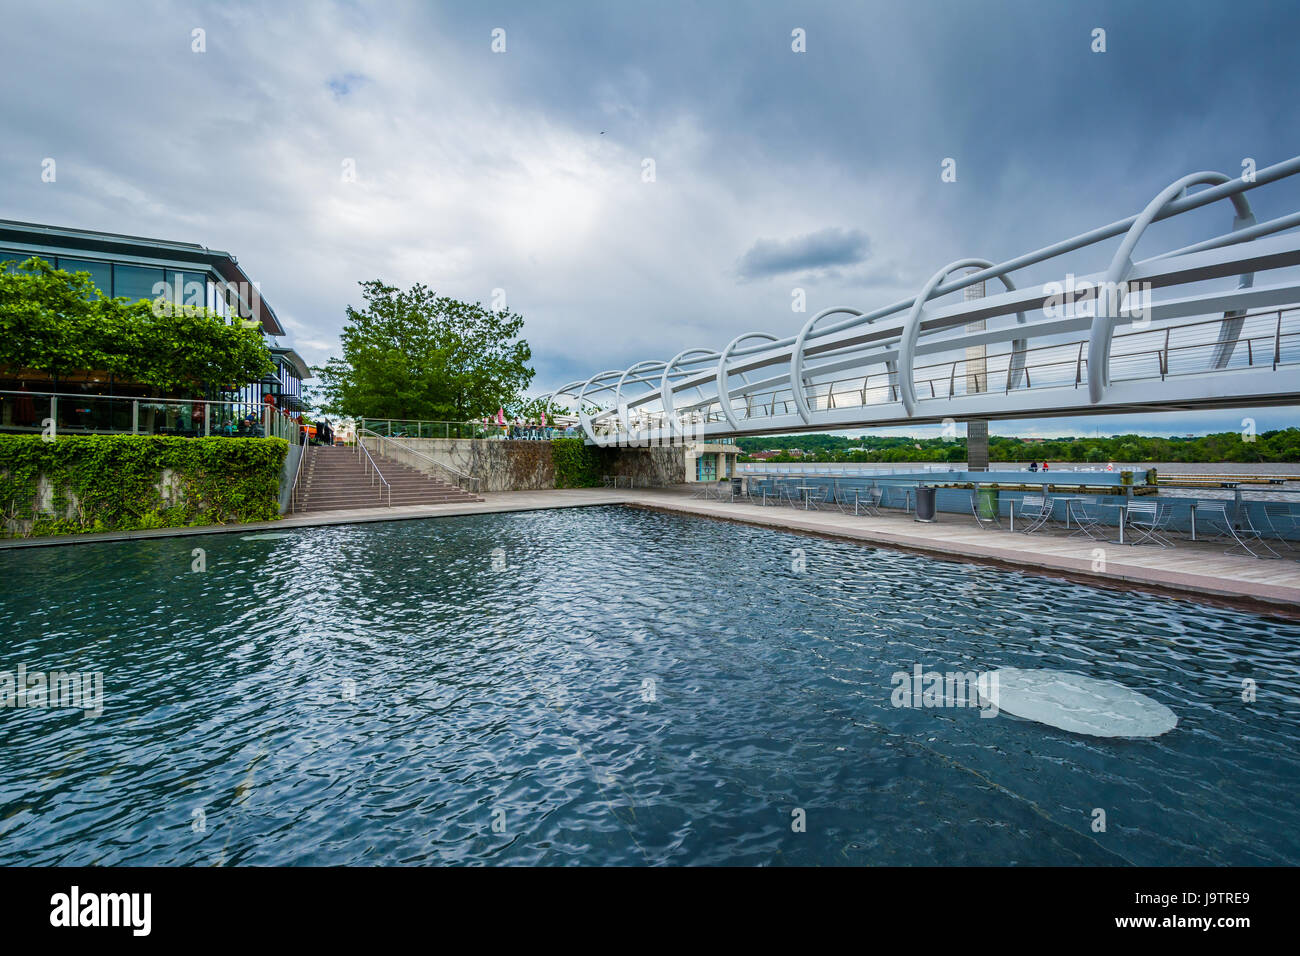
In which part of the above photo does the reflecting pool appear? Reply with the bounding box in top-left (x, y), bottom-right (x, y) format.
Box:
top-left (1, 506), bottom-right (1297, 865)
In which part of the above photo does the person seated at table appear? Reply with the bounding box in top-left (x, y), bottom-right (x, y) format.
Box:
top-left (1028, 461), bottom-right (1039, 472)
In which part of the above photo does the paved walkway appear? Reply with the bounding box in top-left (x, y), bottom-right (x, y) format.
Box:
top-left (4, 486), bottom-right (1298, 612)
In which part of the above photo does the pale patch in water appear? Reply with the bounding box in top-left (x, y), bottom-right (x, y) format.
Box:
top-left (981, 667), bottom-right (1177, 738)
top-left (240, 532), bottom-right (292, 541)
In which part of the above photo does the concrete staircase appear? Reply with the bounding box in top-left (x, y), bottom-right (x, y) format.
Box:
top-left (292, 444), bottom-right (481, 513)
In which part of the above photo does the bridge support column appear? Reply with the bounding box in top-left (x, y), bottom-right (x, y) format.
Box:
top-left (967, 420), bottom-right (990, 471)
top-left (963, 269), bottom-right (990, 471)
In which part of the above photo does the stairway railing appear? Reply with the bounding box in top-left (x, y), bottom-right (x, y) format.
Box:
top-left (359, 428), bottom-right (481, 495)
top-left (288, 440), bottom-right (308, 513)
top-left (356, 435), bottom-right (392, 506)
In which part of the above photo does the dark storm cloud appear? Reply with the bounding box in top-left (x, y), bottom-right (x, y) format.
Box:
top-left (736, 227), bottom-right (871, 281)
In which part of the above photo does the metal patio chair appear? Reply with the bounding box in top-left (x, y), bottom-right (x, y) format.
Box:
top-left (1257, 502), bottom-right (1300, 553)
top-left (1125, 499), bottom-right (1174, 548)
top-left (1194, 501), bottom-right (1281, 559)
top-left (808, 484), bottom-right (834, 511)
top-left (880, 484), bottom-right (913, 513)
top-left (843, 486), bottom-right (883, 516)
top-left (832, 486), bottom-right (861, 515)
top-left (1066, 497), bottom-right (1107, 540)
top-left (1014, 495), bottom-right (1055, 534)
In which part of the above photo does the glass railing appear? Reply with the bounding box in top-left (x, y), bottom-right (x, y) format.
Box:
top-left (0, 390), bottom-right (303, 444)
top-left (360, 418), bottom-right (583, 440)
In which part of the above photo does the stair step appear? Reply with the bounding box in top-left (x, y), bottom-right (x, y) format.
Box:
top-left (289, 446), bottom-right (480, 514)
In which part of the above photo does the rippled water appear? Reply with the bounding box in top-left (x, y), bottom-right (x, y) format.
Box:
top-left (1, 506), bottom-right (1298, 865)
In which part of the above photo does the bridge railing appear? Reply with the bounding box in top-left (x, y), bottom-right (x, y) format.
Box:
top-left (552, 155), bottom-right (1300, 443)
top-left (702, 305), bottom-right (1300, 425)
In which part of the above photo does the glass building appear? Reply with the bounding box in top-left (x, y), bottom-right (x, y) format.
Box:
top-left (0, 219), bottom-right (309, 410)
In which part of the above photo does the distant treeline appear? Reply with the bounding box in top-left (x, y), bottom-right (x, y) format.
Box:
top-left (735, 428), bottom-right (1300, 464)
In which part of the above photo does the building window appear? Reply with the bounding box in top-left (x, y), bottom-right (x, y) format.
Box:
top-left (696, 455), bottom-right (717, 482)
top-left (112, 264), bottom-right (166, 303)
top-left (56, 257), bottom-right (113, 294)
top-left (165, 270), bottom-right (209, 307)
top-left (0, 249), bottom-right (32, 272)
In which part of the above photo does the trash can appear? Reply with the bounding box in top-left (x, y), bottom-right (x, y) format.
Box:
top-left (915, 485), bottom-right (937, 522)
top-left (976, 486), bottom-right (998, 520)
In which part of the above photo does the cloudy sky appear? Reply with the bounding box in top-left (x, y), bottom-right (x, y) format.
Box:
top-left (2, 0), bottom-right (1297, 437)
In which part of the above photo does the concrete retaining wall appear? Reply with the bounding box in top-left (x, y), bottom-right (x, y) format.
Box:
top-left (386, 439), bottom-right (685, 492)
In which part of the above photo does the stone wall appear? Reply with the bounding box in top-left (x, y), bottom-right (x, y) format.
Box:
top-left (381, 438), bottom-right (684, 492)
top-left (605, 445), bottom-right (686, 486)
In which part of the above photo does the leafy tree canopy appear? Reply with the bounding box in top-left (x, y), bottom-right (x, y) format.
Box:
top-left (313, 281), bottom-right (534, 421)
top-left (0, 257), bottom-right (272, 393)
top-left (736, 428), bottom-right (1300, 464)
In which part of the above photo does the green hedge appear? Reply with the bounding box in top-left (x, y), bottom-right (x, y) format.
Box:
top-left (551, 437), bottom-right (607, 488)
top-left (0, 435), bottom-right (286, 538)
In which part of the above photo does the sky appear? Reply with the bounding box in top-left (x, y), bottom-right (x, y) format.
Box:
top-left (1, 0), bottom-right (1297, 438)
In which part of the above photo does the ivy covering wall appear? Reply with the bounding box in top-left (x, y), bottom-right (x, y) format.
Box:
top-left (550, 437), bottom-right (608, 488)
top-left (0, 435), bottom-right (286, 538)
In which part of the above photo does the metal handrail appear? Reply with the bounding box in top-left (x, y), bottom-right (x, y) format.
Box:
top-left (356, 434), bottom-right (392, 506)
top-left (359, 428), bottom-right (481, 495)
top-left (288, 435), bottom-right (308, 513)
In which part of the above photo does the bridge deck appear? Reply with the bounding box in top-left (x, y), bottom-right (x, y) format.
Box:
top-left (6, 487), bottom-right (1297, 613)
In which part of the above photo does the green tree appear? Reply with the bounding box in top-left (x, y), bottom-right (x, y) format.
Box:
top-left (314, 281), bottom-right (534, 421)
top-left (0, 257), bottom-right (271, 394)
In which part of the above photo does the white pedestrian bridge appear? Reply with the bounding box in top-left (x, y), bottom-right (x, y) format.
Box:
top-left (542, 157), bottom-right (1300, 445)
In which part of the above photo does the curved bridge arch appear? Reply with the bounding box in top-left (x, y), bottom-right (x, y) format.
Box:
top-left (789, 308), bottom-right (867, 424)
top-left (715, 332), bottom-right (778, 431)
top-left (615, 359), bottom-right (668, 438)
top-left (576, 369), bottom-right (628, 447)
top-left (660, 348), bottom-right (720, 437)
top-left (897, 259), bottom-right (1027, 417)
top-left (1088, 171), bottom-right (1256, 404)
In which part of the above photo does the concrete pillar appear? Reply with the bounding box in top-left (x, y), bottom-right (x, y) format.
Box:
top-left (964, 269), bottom-right (990, 471)
top-left (967, 420), bottom-right (990, 470)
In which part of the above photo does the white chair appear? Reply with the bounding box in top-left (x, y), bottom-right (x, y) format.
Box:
top-left (1015, 495), bottom-right (1054, 534)
top-left (1257, 503), bottom-right (1300, 553)
top-left (1066, 498), bottom-right (1106, 540)
top-left (1125, 500), bottom-right (1173, 548)
top-left (1195, 501), bottom-right (1280, 558)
